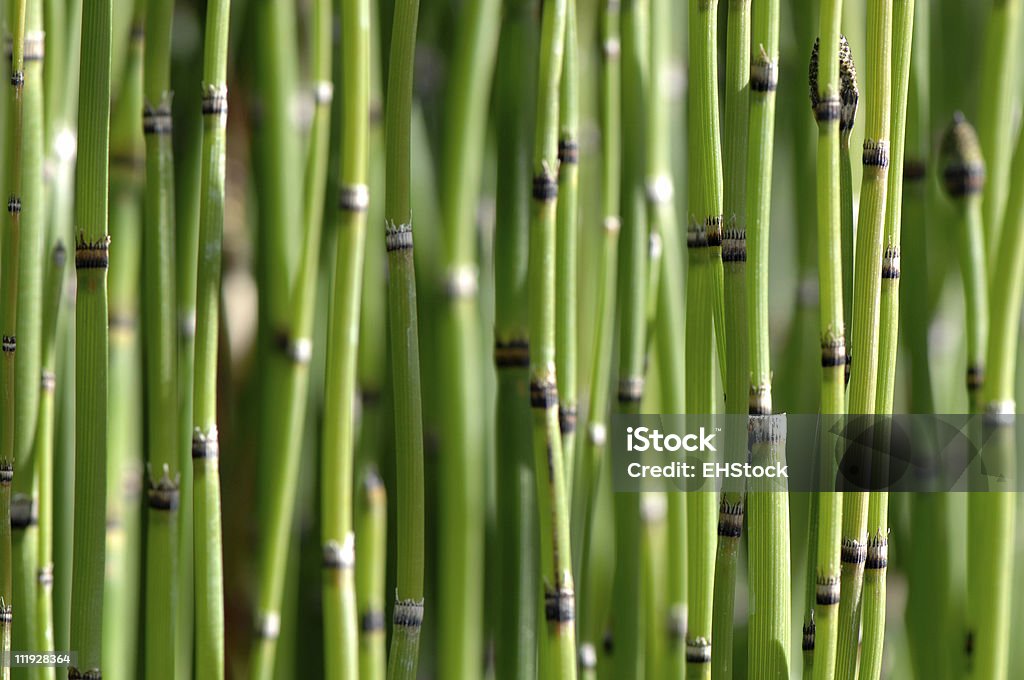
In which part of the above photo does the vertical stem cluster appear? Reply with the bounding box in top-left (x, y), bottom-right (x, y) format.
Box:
top-left (711, 0), bottom-right (749, 675)
top-left (685, 0), bottom-right (723, 675)
top-left (69, 0), bottom-right (113, 671)
top-left (191, 0), bottom-right (232, 671)
top-left (320, 0), bottom-right (363, 674)
top-left (837, 2), bottom-right (892, 676)
top-left (384, 0), bottom-right (427, 676)
top-left (494, 2), bottom-right (539, 679)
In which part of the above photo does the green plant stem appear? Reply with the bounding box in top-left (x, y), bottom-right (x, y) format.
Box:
top-left (612, 2), bottom-right (647, 677)
top-left (191, 0), bottom-right (231, 673)
top-left (356, 470), bottom-right (387, 680)
top-left (141, 0), bottom-right (181, 670)
top-left (10, 0), bottom-right (45, 665)
top-left (33, 241), bottom-right (64, 680)
top-left (977, 0), bottom-right (1021, 260)
top-left (435, 2), bottom-right (500, 677)
top-left (494, 3), bottom-right (539, 679)
top-left (646, 0), bottom-right (686, 676)
top-left (383, 0), bottom-right (427, 677)
top-left (69, 0), bottom-right (113, 669)
top-left (105, 15), bottom-right (144, 678)
top-left (807, 6), bottom-right (846, 678)
top-left (320, 0), bottom-right (362, 675)
top-left (527, 0), bottom-right (577, 676)
top-left (569, 2), bottom-right (618, 674)
top-left (555, 0), bottom-right (580, 495)
top-left (710, 0), bottom-right (749, 675)
top-left (837, 2), bottom-right (893, 676)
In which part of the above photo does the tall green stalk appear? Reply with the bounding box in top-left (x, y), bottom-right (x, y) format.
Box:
top-left (10, 0), bottom-right (45, 663)
top-left (320, 0), bottom-right (363, 674)
top-left (527, 0), bottom-right (576, 676)
top-left (836, 2), bottom-right (893, 677)
top-left (977, 0), bottom-right (1020, 259)
top-left (191, 0), bottom-right (232, 672)
top-left (141, 0), bottom-right (181, 669)
top-left (569, 1), bottom-right (618, 674)
top-left (494, 2), bottom-right (539, 679)
top-left (356, 470), bottom-right (387, 680)
top-left (105, 14), bottom-right (144, 677)
top-left (435, 1), bottom-right (500, 677)
top-left (555, 0), bottom-right (580, 494)
top-left (383, 0), bottom-right (427, 676)
top-left (711, 0), bottom-right (749, 675)
top-left (744, 0), bottom-right (788, 675)
top-left (612, 1), bottom-right (647, 677)
top-left (807, 7), bottom-right (846, 678)
top-left (69, 0), bottom-right (113, 669)
top-left (647, 0), bottom-right (686, 675)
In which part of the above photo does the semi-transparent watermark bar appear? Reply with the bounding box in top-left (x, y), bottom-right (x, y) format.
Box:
top-left (610, 413), bottom-right (1022, 492)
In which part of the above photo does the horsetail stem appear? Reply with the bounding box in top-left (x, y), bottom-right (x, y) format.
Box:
top-left (105, 13), bottom-right (144, 676)
top-left (320, 0), bottom-right (363, 675)
top-left (612, 1), bottom-right (648, 676)
top-left (807, 7), bottom-right (848, 678)
top-left (435, 1), bottom-right (500, 675)
top-left (384, 0), bottom-right (427, 675)
top-left (977, 0), bottom-right (1021, 260)
top-left (646, 0), bottom-right (687, 675)
top-left (837, 2), bottom-right (893, 676)
top-left (569, 1), bottom-right (618, 673)
top-left (68, 0), bottom-right (113, 669)
top-left (838, 45), bottom-right (858, 355)
top-left (190, 0), bottom-right (232, 671)
top-left (710, 0), bottom-right (749, 675)
top-left (356, 470), bottom-right (387, 680)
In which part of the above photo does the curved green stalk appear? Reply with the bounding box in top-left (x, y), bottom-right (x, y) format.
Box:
top-left (807, 9), bottom-right (848, 679)
top-left (320, 0), bottom-right (363, 675)
top-left (555, 0), bottom-right (580, 495)
top-left (191, 0), bottom-right (232, 673)
top-left (685, 0), bottom-right (723, 675)
top-left (33, 241), bottom-right (65, 680)
top-left (744, 0), bottom-right (788, 675)
top-left (69, 0), bottom-right (113, 669)
top-left (977, 0), bottom-right (1021, 258)
top-left (10, 0), bottom-right (45, 665)
top-left (569, 2), bottom-right (618, 675)
top-left (710, 0), bottom-right (749, 675)
top-left (527, 0), bottom-right (576, 675)
top-left (837, 2), bottom-right (893, 676)
top-left (140, 0), bottom-right (182, 669)
top-left (356, 470), bottom-right (387, 680)
top-left (383, 0), bottom-right (427, 676)
top-left (494, 3), bottom-right (539, 679)
top-left (435, 1), bottom-right (500, 676)
top-left (612, 2), bottom-right (648, 677)
top-left (105, 16), bottom-right (144, 677)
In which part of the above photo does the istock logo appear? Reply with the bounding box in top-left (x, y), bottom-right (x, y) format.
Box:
top-left (626, 426), bottom-right (717, 452)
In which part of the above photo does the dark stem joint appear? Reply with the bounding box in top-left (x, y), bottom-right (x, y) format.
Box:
top-left (8, 195), bottom-right (21, 213)
top-left (559, 405), bottom-right (577, 435)
top-left (0, 462), bottom-right (12, 484)
top-left (821, 337), bottom-right (847, 368)
top-left (881, 246), bottom-right (900, 280)
top-left (530, 377), bottom-right (558, 409)
top-left (10, 70), bottom-right (23, 87)
top-left (748, 414), bottom-right (786, 444)
top-left (866, 535), bottom-right (888, 570)
top-left (37, 564), bottom-right (53, 587)
top-left (815, 576), bottom-right (840, 605)
top-left (841, 538), bottom-right (866, 565)
top-left (273, 330), bottom-right (313, 365)
top-left (748, 386), bottom-right (771, 416)
top-left (385, 224), bottom-right (413, 252)
top-left (686, 638), bottom-right (712, 664)
top-left (147, 472), bottom-right (181, 511)
top-left (815, 97), bottom-right (841, 123)
top-left (750, 57), bottom-right (778, 92)
top-left (967, 364), bottom-right (984, 392)
top-left (667, 604), bottom-right (686, 640)
top-left (863, 140), bottom-right (890, 169)
top-left (75, 234), bottom-right (111, 270)
top-left (558, 138), bottom-right (579, 165)
top-left (339, 183), bottom-right (370, 213)
top-left (494, 339), bottom-right (530, 368)
top-left (202, 86), bottom-right (229, 116)
top-left (544, 586), bottom-right (576, 623)
top-left (617, 376), bottom-right (644, 403)
top-left (10, 495), bottom-right (37, 529)
top-left (0, 602), bottom-right (10, 623)
top-left (532, 172), bottom-right (558, 202)
top-left (717, 500), bottom-right (744, 538)
top-left (392, 599), bottom-right (424, 628)
top-left (943, 162), bottom-right (984, 197)
top-left (904, 159), bottom-right (926, 182)
top-left (360, 610), bottom-right (385, 633)
top-left (722, 228), bottom-right (747, 263)
top-left (322, 535), bottom-right (355, 570)
top-left (2, 335), bottom-right (15, 354)
top-left (192, 428), bottom-right (220, 460)
top-left (687, 227), bottom-right (709, 249)
top-left (802, 619), bottom-right (816, 651)
top-left (142, 105), bottom-right (173, 135)
top-left (706, 215), bottom-right (723, 247)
